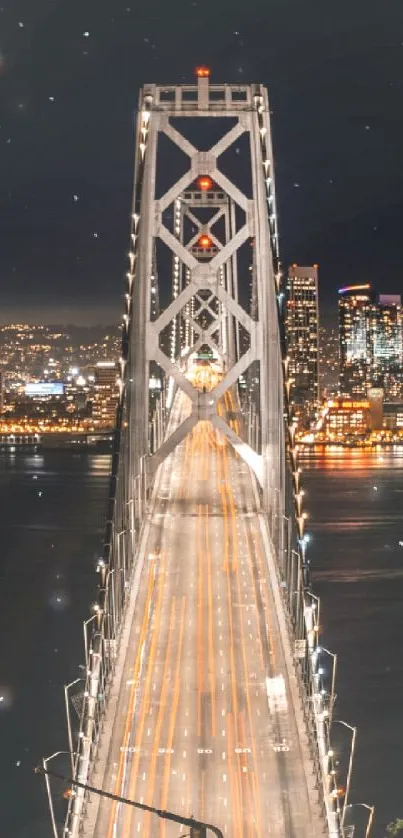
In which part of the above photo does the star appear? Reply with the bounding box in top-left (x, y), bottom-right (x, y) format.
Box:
top-left (83, 31), bottom-right (90, 38)
top-left (18, 21), bottom-right (24, 28)
top-left (72, 194), bottom-right (79, 202)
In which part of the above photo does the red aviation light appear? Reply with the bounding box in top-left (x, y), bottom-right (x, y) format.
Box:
top-left (198, 234), bottom-right (213, 249)
top-left (198, 176), bottom-right (213, 191)
top-left (195, 66), bottom-right (211, 78)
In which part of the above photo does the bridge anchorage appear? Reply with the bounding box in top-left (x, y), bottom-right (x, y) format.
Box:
top-left (40, 73), bottom-right (370, 838)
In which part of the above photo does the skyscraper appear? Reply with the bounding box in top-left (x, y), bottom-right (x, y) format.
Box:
top-left (92, 362), bottom-right (118, 428)
top-left (339, 286), bottom-right (403, 399)
top-left (339, 285), bottom-right (374, 397)
top-left (372, 295), bottom-right (403, 399)
top-left (286, 265), bottom-right (320, 422)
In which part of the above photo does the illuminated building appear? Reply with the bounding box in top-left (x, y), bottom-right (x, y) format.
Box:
top-left (339, 285), bottom-right (374, 397)
top-left (383, 402), bottom-right (403, 431)
top-left (91, 362), bottom-right (118, 428)
top-left (317, 397), bottom-right (370, 438)
top-left (339, 286), bottom-right (402, 398)
top-left (372, 295), bottom-right (403, 399)
top-left (286, 265), bottom-right (320, 423)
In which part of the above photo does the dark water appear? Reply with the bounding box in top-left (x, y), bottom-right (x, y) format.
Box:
top-left (304, 448), bottom-right (403, 836)
top-left (0, 448), bottom-right (402, 837)
top-left (0, 450), bottom-right (111, 838)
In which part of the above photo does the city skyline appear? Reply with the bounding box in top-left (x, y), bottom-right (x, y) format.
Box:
top-left (1, 1), bottom-right (403, 322)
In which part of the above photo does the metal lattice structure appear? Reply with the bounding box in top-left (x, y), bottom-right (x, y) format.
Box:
top-left (44, 76), bottom-right (366, 838)
top-left (126, 76), bottom-right (284, 506)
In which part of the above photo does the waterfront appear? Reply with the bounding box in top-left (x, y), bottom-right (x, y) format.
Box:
top-left (0, 448), bottom-right (402, 836)
top-left (0, 450), bottom-right (111, 838)
top-left (303, 447), bottom-right (403, 835)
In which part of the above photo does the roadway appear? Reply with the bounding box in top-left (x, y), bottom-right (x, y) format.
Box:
top-left (92, 383), bottom-right (321, 837)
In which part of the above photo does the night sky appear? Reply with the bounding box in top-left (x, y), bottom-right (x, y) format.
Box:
top-left (1, 0), bottom-right (403, 324)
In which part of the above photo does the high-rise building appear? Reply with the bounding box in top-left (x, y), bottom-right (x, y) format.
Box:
top-left (339, 286), bottom-right (403, 399)
top-left (339, 284), bottom-right (374, 397)
top-left (372, 295), bottom-right (403, 399)
top-left (92, 362), bottom-right (118, 428)
top-left (286, 265), bottom-right (320, 422)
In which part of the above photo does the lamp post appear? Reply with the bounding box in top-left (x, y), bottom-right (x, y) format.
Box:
top-left (64, 678), bottom-right (83, 775)
top-left (42, 751), bottom-right (71, 838)
top-left (83, 613), bottom-right (97, 669)
top-left (345, 803), bottom-right (375, 838)
top-left (317, 647), bottom-right (337, 725)
top-left (36, 763), bottom-right (224, 838)
top-left (306, 590), bottom-right (320, 633)
top-left (332, 720), bottom-right (357, 830)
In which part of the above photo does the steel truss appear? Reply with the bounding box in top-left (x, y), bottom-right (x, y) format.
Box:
top-left (127, 76), bottom-right (284, 506)
top-left (47, 77), bottom-right (363, 838)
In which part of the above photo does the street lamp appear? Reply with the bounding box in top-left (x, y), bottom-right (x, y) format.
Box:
top-left (306, 590), bottom-right (320, 630)
top-left (36, 764), bottom-right (224, 838)
top-left (345, 803), bottom-right (375, 838)
top-left (83, 613), bottom-right (97, 669)
top-left (332, 720), bottom-right (357, 830)
top-left (317, 647), bottom-right (337, 724)
top-left (42, 751), bottom-right (71, 838)
top-left (64, 678), bottom-right (83, 775)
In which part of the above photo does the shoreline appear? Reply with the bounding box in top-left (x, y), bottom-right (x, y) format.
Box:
top-left (0, 430), bottom-right (114, 452)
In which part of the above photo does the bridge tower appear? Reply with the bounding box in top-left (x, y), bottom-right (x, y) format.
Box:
top-left (121, 69), bottom-right (285, 526)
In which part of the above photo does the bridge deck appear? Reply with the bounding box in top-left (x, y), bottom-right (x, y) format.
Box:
top-left (91, 391), bottom-right (321, 837)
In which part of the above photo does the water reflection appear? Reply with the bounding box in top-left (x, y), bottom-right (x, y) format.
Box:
top-left (303, 448), bottom-right (403, 834)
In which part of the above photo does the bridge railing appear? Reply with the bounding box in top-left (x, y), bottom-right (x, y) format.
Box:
top-left (62, 467), bottom-right (152, 834)
top-left (263, 495), bottom-right (348, 838)
top-left (61, 371), bottom-right (178, 835)
top-left (61, 402), bottom-right (150, 835)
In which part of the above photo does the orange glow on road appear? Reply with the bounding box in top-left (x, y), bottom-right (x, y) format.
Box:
top-left (102, 366), bottom-right (311, 837)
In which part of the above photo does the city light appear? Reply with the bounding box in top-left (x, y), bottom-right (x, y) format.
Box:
top-left (338, 284), bottom-right (371, 294)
